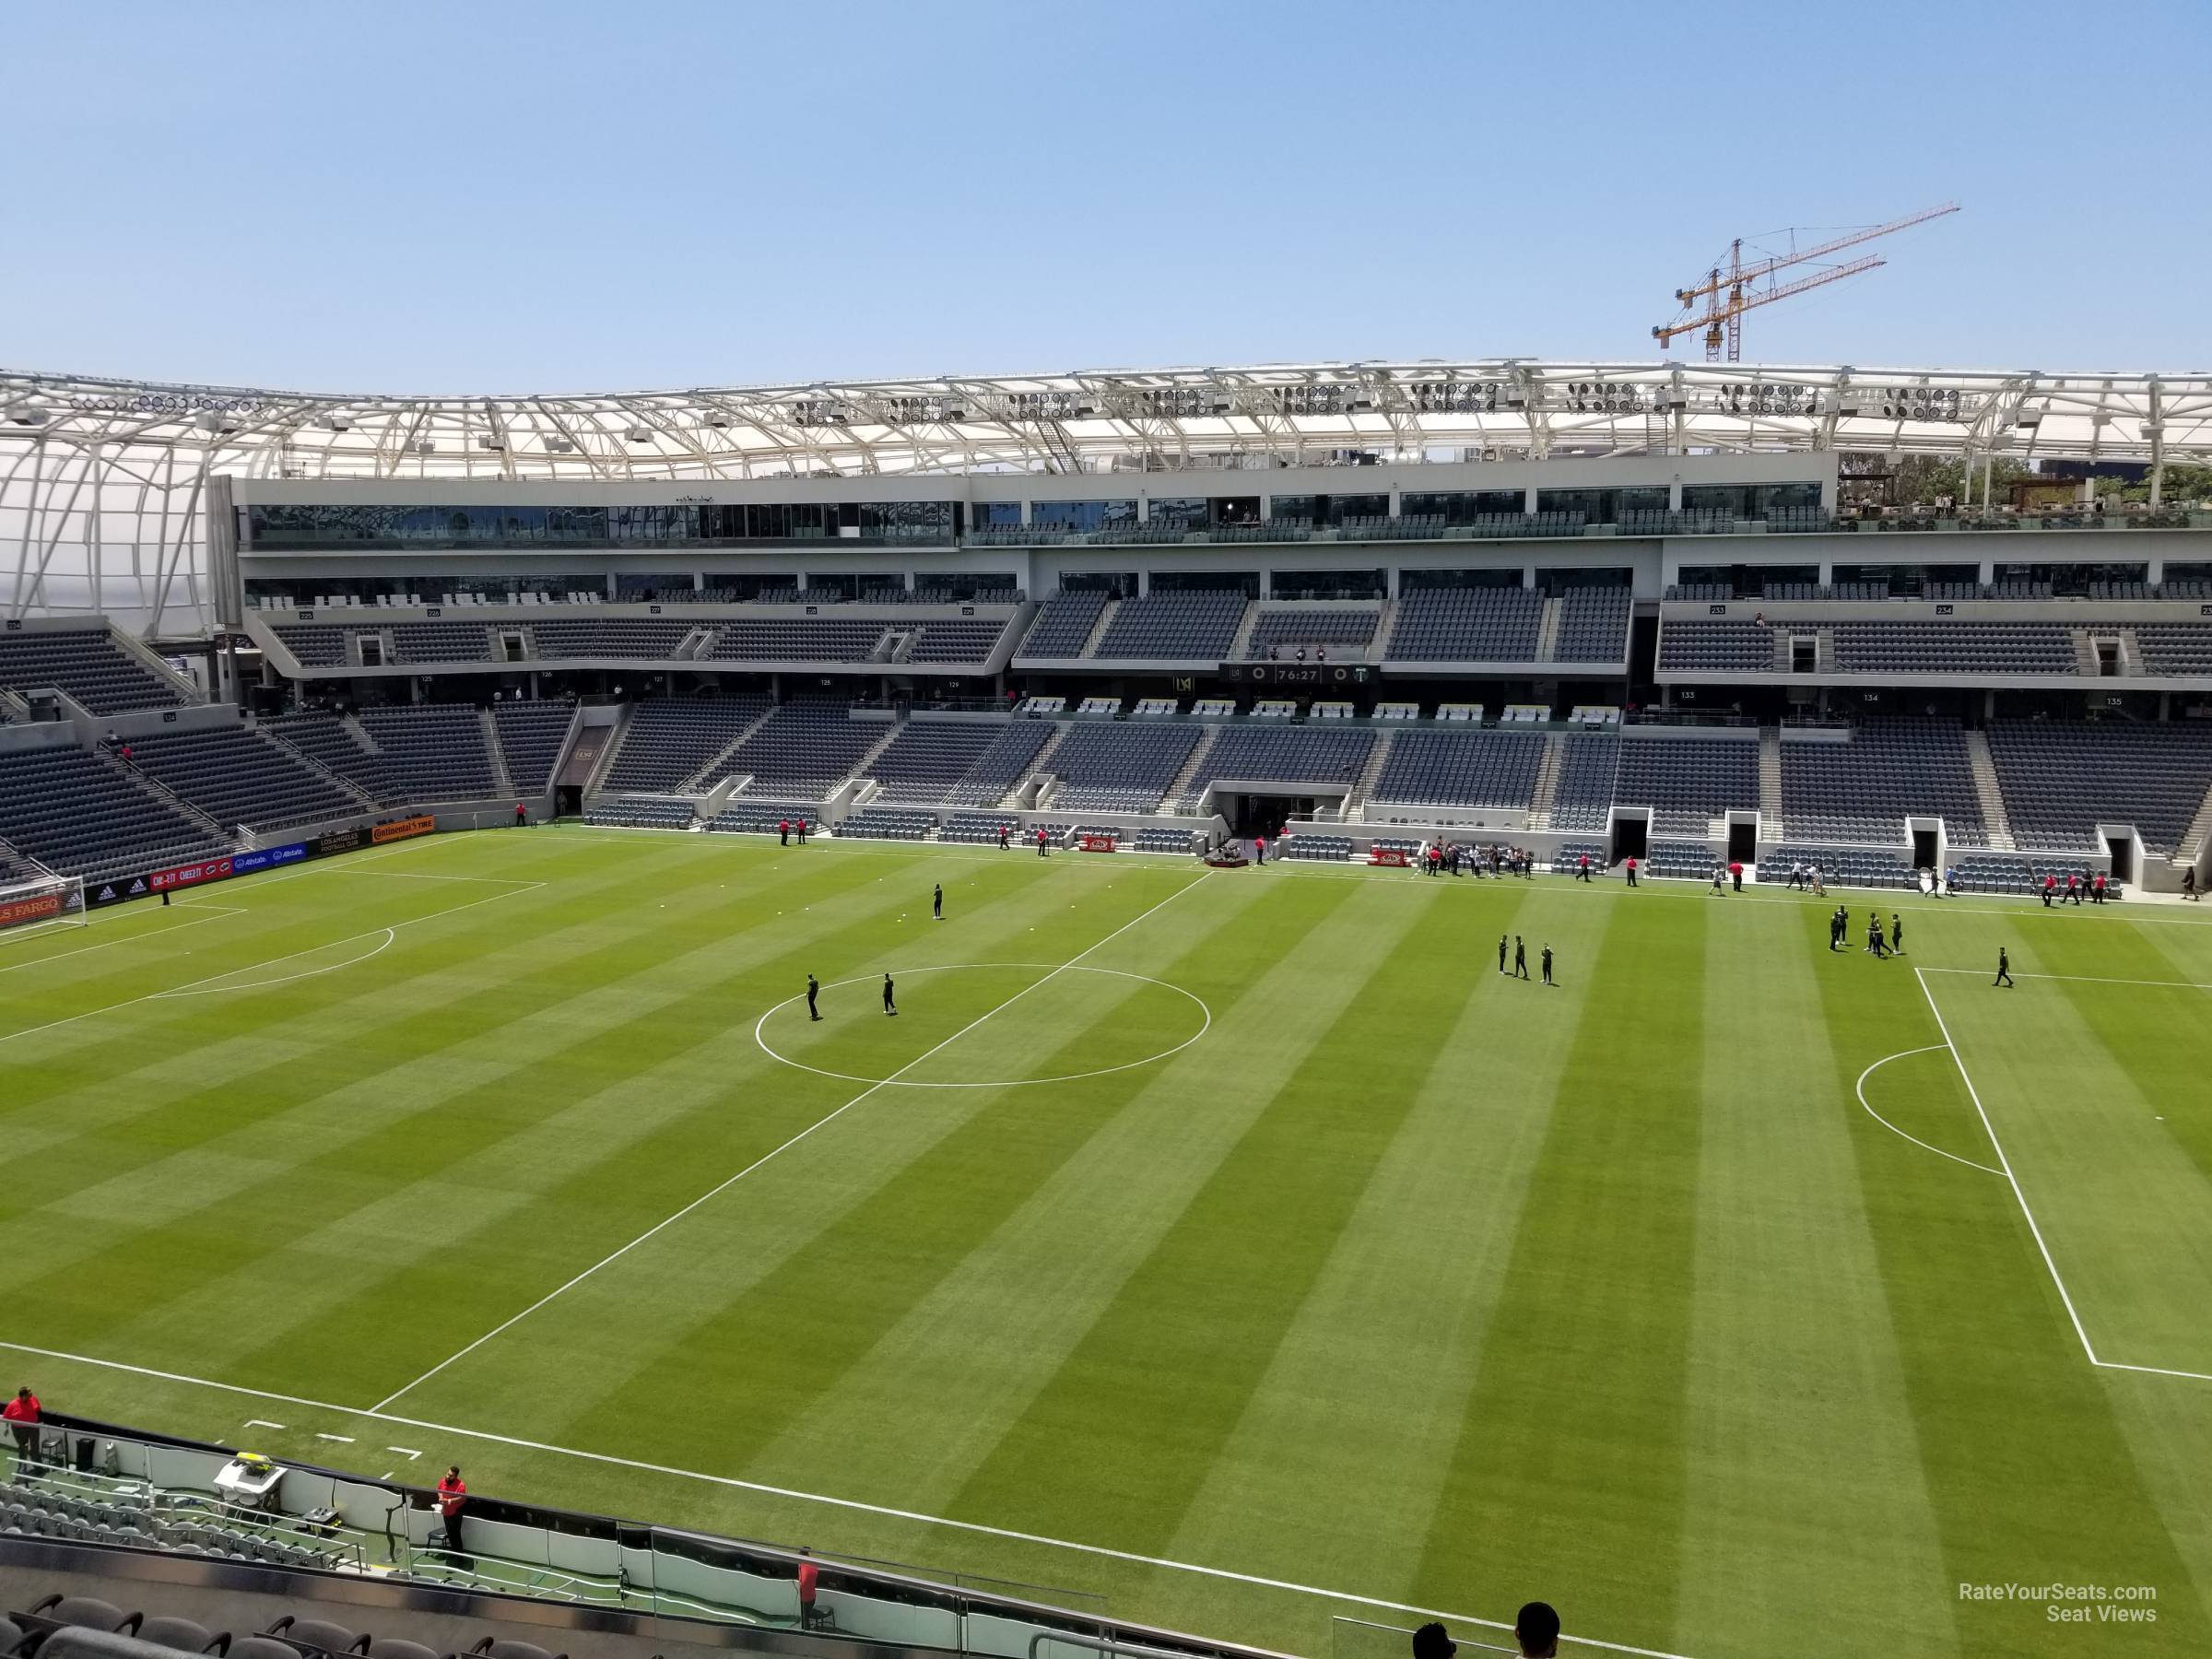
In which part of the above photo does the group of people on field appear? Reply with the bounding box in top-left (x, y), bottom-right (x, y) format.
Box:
top-left (1424, 841), bottom-right (1535, 878)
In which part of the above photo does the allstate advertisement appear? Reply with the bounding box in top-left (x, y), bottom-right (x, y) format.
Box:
top-left (230, 841), bottom-right (310, 876)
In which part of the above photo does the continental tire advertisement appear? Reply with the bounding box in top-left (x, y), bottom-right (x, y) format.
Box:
top-left (371, 815), bottom-right (435, 845)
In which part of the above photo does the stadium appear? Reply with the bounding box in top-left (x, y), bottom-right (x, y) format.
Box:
top-left (3, 353), bottom-right (2211, 1659)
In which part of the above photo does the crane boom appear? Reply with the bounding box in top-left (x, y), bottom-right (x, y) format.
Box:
top-left (1673, 203), bottom-right (1959, 306)
top-left (1653, 256), bottom-right (1885, 349)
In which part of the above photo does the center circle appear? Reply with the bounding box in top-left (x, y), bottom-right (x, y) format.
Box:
top-left (754, 963), bottom-right (1211, 1088)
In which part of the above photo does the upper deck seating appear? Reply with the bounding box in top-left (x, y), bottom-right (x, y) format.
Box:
top-left (1553, 587), bottom-right (1631, 661)
top-left (0, 629), bottom-right (187, 713)
top-left (1657, 620), bottom-right (1774, 672)
top-left (1243, 607), bottom-right (1377, 660)
top-left (1016, 592), bottom-right (1109, 657)
top-left (1384, 587), bottom-right (1543, 661)
top-left (1090, 593), bottom-right (1248, 660)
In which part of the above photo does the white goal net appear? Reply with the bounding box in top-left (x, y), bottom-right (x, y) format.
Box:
top-left (0, 873), bottom-right (88, 945)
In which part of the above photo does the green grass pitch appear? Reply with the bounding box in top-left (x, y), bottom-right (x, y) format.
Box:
top-left (5, 828), bottom-right (2210, 1656)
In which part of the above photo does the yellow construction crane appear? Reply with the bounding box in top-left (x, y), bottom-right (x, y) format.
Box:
top-left (1654, 203), bottom-right (1959, 362)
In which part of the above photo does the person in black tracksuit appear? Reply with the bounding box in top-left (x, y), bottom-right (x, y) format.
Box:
top-left (1498, 934), bottom-right (1509, 974)
top-left (883, 973), bottom-right (897, 1015)
top-left (933, 883), bottom-right (943, 920)
top-left (1890, 913), bottom-right (1903, 955)
top-left (1541, 944), bottom-right (1554, 986)
top-left (1513, 936), bottom-right (1528, 980)
top-left (806, 973), bottom-right (821, 1021)
top-left (1994, 948), bottom-right (2013, 987)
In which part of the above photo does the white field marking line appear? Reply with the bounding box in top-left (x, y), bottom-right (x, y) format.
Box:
top-left (242, 1418), bottom-right (285, 1430)
top-left (314, 1432), bottom-right (354, 1443)
top-left (1916, 967), bottom-right (2212, 1387)
top-left (0, 905), bottom-right (246, 974)
top-left (1920, 968), bottom-right (2212, 992)
top-left (754, 963), bottom-right (1212, 1088)
top-left (368, 872), bottom-right (1215, 1414)
top-left (386, 1446), bottom-right (421, 1458)
top-left (148, 929), bottom-right (394, 998)
top-left (1853, 1045), bottom-right (2004, 1176)
top-left (0, 1335), bottom-right (1694, 1659)
top-left (0, 880), bottom-right (544, 1047)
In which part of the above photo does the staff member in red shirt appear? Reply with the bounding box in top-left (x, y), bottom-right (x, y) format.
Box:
top-left (435, 1465), bottom-right (467, 1555)
top-left (796, 1548), bottom-right (819, 1627)
top-left (3, 1386), bottom-right (39, 1463)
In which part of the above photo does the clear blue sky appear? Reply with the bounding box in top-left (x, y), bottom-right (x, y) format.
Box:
top-left (9, 0), bottom-right (2206, 392)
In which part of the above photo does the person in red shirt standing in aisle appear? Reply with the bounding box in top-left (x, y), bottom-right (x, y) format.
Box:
top-left (1624, 853), bottom-right (1639, 888)
top-left (796, 1548), bottom-right (819, 1628)
top-left (4, 1386), bottom-right (40, 1465)
top-left (434, 1466), bottom-right (467, 1557)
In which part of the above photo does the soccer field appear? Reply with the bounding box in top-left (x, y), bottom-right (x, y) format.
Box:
top-left (4, 828), bottom-right (2210, 1657)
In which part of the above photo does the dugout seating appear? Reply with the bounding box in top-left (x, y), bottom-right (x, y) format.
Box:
top-left (1383, 587), bottom-right (1543, 662)
top-left (1985, 719), bottom-right (2212, 855)
top-left (1368, 728), bottom-right (1545, 810)
top-left (1547, 730), bottom-right (1622, 830)
top-left (939, 813), bottom-right (1020, 845)
top-left (1656, 619), bottom-right (1776, 673)
top-left (123, 724), bottom-right (360, 834)
top-left (1754, 843), bottom-right (1919, 891)
top-left (582, 797), bottom-right (694, 830)
top-left (1016, 592), bottom-right (1110, 658)
top-left (862, 722), bottom-right (1007, 804)
top-left (1132, 826), bottom-right (1202, 854)
top-left (490, 700), bottom-right (577, 794)
top-left (1045, 723), bottom-right (1202, 811)
top-left (355, 706), bottom-right (497, 801)
top-left (601, 697), bottom-right (770, 793)
top-left (1547, 841), bottom-right (1607, 875)
top-left (1643, 840), bottom-right (1719, 880)
top-left (836, 807), bottom-right (935, 841)
top-left (1611, 735), bottom-right (1759, 837)
top-left (1242, 606), bottom-right (1378, 660)
top-left (0, 629), bottom-right (188, 714)
top-left (942, 721), bottom-right (1057, 807)
top-left (1552, 586), bottom-right (1632, 662)
top-left (1780, 719), bottom-right (1986, 845)
top-left (0, 746), bottom-right (233, 881)
top-left (706, 801), bottom-right (824, 836)
top-left (1088, 592), bottom-right (1247, 660)
top-left (1277, 832), bottom-right (1351, 861)
top-left (705, 704), bottom-right (885, 794)
top-left (1949, 852), bottom-right (2113, 897)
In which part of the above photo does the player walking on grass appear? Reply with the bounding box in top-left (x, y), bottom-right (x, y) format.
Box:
top-left (1513, 936), bottom-right (1528, 980)
top-left (1498, 933), bottom-right (1508, 974)
top-left (883, 972), bottom-right (897, 1015)
top-left (933, 883), bottom-right (943, 920)
top-left (1625, 853), bottom-right (1638, 887)
top-left (806, 973), bottom-right (821, 1021)
top-left (1890, 912), bottom-right (1903, 954)
top-left (1541, 944), bottom-right (1554, 986)
top-left (1994, 947), bottom-right (2014, 987)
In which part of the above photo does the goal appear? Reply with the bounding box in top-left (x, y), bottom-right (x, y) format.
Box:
top-left (0, 873), bottom-right (88, 946)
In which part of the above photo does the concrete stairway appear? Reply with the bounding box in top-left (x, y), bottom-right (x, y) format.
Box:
top-left (1758, 725), bottom-right (1784, 838)
top-left (109, 749), bottom-right (238, 846)
top-left (480, 710), bottom-right (514, 797)
top-left (1227, 604), bottom-right (1263, 663)
top-left (1535, 597), bottom-right (1563, 663)
top-left (1369, 597), bottom-right (1397, 662)
top-left (1349, 728), bottom-right (1397, 812)
top-left (1962, 728), bottom-right (2018, 851)
top-left (999, 723), bottom-right (1070, 809)
top-left (2178, 776), bottom-right (2212, 866)
top-left (260, 724), bottom-right (382, 813)
top-left (675, 702), bottom-right (781, 794)
top-left (1527, 732), bottom-right (1565, 829)
top-left (1161, 725), bottom-right (1222, 812)
top-left (1077, 600), bottom-right (1120, 658)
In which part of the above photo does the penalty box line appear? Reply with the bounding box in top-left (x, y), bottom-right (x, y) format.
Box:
top-left (1912, 968), bottom-right (2212, 1386)
top-left (368, 870), bottom-right (1217, 1415)
top-left (0, 878), bottom-right (544, 1048)
top-left (0, 1335), bottom-right (1696, 1659)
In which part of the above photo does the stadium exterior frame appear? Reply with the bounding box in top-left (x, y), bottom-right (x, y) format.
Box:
top-left (5, 361), bottom-right (2209, 636)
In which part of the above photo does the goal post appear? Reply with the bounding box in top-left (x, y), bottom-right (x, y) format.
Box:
top-left (0, 874), bottom-right (88, 946)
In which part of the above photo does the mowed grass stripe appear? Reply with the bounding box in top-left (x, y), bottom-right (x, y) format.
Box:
top-left (1151, 885), bottom-right (1618, 1621)
top-left (387, 864), bottom-right (1222, 1428)
top-left (1675, 897), bottom-right (1959, 1656)
top-left (726, 875), bottom-right (1389, 1510)
top-left (3, 847), bottom-right (1074, 1382)
top-left (1806, 913), bottom-right (2212, 1656)
top-left (942, 890), bottom-right (1493, 1556)
top-left (1408, 894), bottom-right (1698, 1644)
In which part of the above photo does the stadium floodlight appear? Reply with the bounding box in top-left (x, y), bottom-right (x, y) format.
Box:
top-left (0, 873), bottom-right (89, 946)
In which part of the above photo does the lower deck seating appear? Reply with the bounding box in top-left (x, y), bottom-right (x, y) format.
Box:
top-left (1547, 841), bottom-right (1607, 875)
top-left (264, 713), bottom-right (399, 804)
top-left (940, 814), bottom-right (1021, 845)
top-left (126, 724), bottom-right (361, 832)
top-left (1780, 720), bottom-right (1985, 845)
top-left (943, 721), bottom-right (1056, 807)
top-left (1048, 724), bottom-right (1202, 811)
top-left (356, 705), bottom-right (497, 800)
top-left (1754, 843), bottom-right (1918, 891)
top-left (1133, 827), bottom-right (1202, 854)
top-left (1278, 832), bottom-right (1351, 860)
top-left (1369, 728), bottom-right (1544, 810)
top-left (0, 746), bottom-right (233, 881)
top-left (1985, 719), bottom-right (2212, 854)
top-left (1612, 735), bottom-right (1759, 836)
top-left (491, 700), bottom-right (577, 793)
top-left (708, 800), bottom-right (826, 835)
top-left (1643, 840), bottom-right (1719, 879)
top-left (603, 697), bottom-right (770, 793)
top-left (1548, 731), bottom-right (1621, 830)
top-left (709, 704), bottom-right (886, 794)
top-left (864, 721), bottom-right (1006, 803)
top-left (837, 807), bottom-right (935, 840)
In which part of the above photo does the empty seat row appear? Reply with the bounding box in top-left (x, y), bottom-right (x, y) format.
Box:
top-left (1370, 728), bottom-right (1545, 810)
top-left (0, 629), bottom-right (187, 713)
top-left (602, 697), bottom-right (771, 793)
top-left (356, 705), bottom-right (497, 801)
top-left (490, 700), bottom-right (577, 794)
top-left (124, 724), bottom-right (361, 832)
top-left (1384, 587), bottom-right (1542, 662)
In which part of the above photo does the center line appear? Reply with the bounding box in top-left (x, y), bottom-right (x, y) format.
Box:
top-left (368, 872), bottom-right (1212, 1413)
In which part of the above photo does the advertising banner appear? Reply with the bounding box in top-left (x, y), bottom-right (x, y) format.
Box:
top-left (150, 857), bottom-right (234, 892)
top-left (1077, 834), bottom-right (1119, 853)
top-left (87, 876), bottom-right (153, 909)
top-left (231, 841), bottom-right (309, 877)
top-left (317, 826), bottom-right (366, 857)
top-left (372, 815), bottom-right (435, 845)
top-left (0, 892), bottom-right (65, 929)
top-left (1369, 848), bottom-right (1411, 867)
